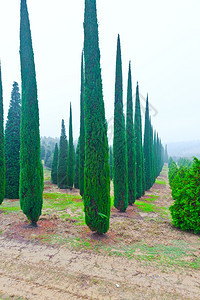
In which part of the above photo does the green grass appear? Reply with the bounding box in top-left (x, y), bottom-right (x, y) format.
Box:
top-left (1, 200), bottom-right (20, 213)
top-left (142, 195), bottom-right (159, 202)
top-left (156, 179), bottom-right (166, 185)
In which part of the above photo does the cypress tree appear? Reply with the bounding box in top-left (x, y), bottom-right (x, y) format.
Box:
top-left (134, 83), bottom-right (143, 199)
top-left (5, 82), bottom-right (21, 199)
top-left (143, 94), bottom-right (151, 190)
top-left (19, 0), bottom-right (44, 226)
top-left (67, 103), bottom-right (74, 189)
top-left (154, 130), bottom-right (158, 178)
top-left (126, 62), bottom-right (136, 204)
top-left (150, 121), bottom-right (156, 187)
top-left (57, 119), bottom-right (68, 189)
top-left (113, 35), bottom-right (128, 212)
top-left (109, 146), bottom-right (113, 181)
top-left (79, 51), bottom-right (85, 196)
top-left (84, 0), bottom-right (111, 233)
top-left (0, 64), bottom-right (5, 205)
top-left (74, 139), bottom-right (80, 189)
top-left (51, 143), bottom-right (58, 184)
top-left (164, 145), bottom-right (168, 163)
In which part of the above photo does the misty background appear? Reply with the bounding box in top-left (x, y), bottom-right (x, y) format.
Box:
top-left (0, 0), bottom-right (200, 157)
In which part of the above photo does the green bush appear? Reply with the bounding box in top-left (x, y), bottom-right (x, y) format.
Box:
top-left (168, 160), bottom-right (178, 187)
top-left (169, 158), bottom-right (200, 234)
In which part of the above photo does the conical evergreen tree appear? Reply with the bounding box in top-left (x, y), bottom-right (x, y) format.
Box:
top-left (5, 82), bottom-right (21, 199)
top-left (74, 139), bottom-right (80, 189)
top-left (57, 119), bottom-right (68, 189)
top-left (150, 121), bottom-right (156, 187)
top-left (84, 0), bottom-right (111, 233)
top-left (113, 35), bottom-right (128, 212)
top-left (19, 0), bottom-right (44, 226)
top-left (67, 103), bottom-right (74, 189)
top-left (109, 146), bottom-right (113, 180)
top-left (126, 62), bottom-right (136, 204)
top-left (143, 94), bottom-right (151, 190)
top-left (0, 64), bottom-right (5, 205)
top-left (164, 145), bottom-right (168, 163)
top-left (51, 143), bottom-right (58, 184)
top-left (79, 51), bottom-right (85, 196)
top-left (134, 82), bottom-right (143, 199)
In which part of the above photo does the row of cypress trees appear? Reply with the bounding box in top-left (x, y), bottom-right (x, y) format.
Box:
top-left (112, 34), bottom-right (165, 213)
top-left (51, 104), bottom-right (75, 190)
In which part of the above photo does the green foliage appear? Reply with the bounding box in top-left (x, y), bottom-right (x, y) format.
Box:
top-left (40, 137), bottom-right (59, 168)
top-left (51, 143), bottom-right (58, 184)
top-left (0, 64), bottom-right (5, 204)
top-left (57, 119), bottom-right (68, 189)
top-left (109, 146), bottom-right (113, 180)
top-left (168, 157), bottom-right (173, 169)
top-left (84, 0), bottom-right (111, 233)
top-left (126, 62), bottom-right (136, 204)
top-left (178, 157), bottom-right (193, 168)
top-left (67, 103), bottom-right (74, 188)
top-left (74, 139), bottom-right (80, 189)
top-left (134, 83), bottom-right (144, 199)
top-left (169, 158), bottom-right (200, 234)
top-left (19, 0), bottom-right (44, 225)
top-left (168, 160), bottom-right (178, 187)
top-left (164, 145), bottom-right (168, 163)
top-left (79, 51), bottom-right (85, 197)
top-left (5, 82), bottom-right (21, 199)
top-left (143, 94), bottom-right (151, 190)
top-left (113, 35), bottom-right (128, 211)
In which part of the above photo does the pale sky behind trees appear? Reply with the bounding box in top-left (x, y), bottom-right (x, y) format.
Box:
top-left (0, 0), bottom-right (200, 144)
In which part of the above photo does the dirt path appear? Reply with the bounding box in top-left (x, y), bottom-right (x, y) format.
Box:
top-left (0, 167), bottom-right (200, 299)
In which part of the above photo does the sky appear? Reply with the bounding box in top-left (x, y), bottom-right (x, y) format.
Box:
top-left (0, 0), bottom-right (200, 144)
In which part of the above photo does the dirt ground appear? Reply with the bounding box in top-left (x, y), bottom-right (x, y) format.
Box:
top-left (0, 167), bottom-right (200, 299)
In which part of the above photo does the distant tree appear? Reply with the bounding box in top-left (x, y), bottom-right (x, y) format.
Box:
top-left (126, 62), bottom-right (136, 204)
top-left (51, 143), bottom-right (58, 184)
top-left (0, 64), bottom-right (5, 205)
top-left (109, 146), bottom-right (113, 180)
top-left (19, 0), bottom-right (44, 226)
top-left (74, 139), bottom-right (80, 189)
top-left (113, 35), bottom-right (128, 212)
top-left (57, 120), bottom-right (68, 189)
top-left (134, 82), bottom-right (144, 199)
top-left (164, 145), bottom-right (168, 163)
top-left (5, 82), bottom-right (21, 199)
top-left (79, 51), bottom-right (85, 196)
top-left (67, 103), bottom-right (74, 189)
top-left (84, 0), bottom-right (111, 233)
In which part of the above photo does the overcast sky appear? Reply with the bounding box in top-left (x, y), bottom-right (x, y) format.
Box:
top-left (0, 0), bottom-right (200, 144)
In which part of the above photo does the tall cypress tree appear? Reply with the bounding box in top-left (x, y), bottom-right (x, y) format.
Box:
top-left (164, 145), bottom-right (168, 163)
top-left (84, 0), bottom-right (111, 233)
top-left (143, 94), bottom-right (151, 190)
top-left (51, 143), bottom-right (58, 184)
top-left (109, 146), bottom-right (113, 181)
top-left (150, 121), bottom-right (156, 187)
top-left (19, 0), bottom-right (43, 226)
top-left (79, 51), bottom-right (85, 196)
top-left (113, 35), bottom-right (128, 212)
top-left (126, 62), bottom-right (136, 205)
top-left (67, 103), bottom-right (74, 189)
top-left (57, 119), bottom-right (68, 189)
top-left (0, 64), bottom-right (5, 205)
top-left (5, 82), bottom-right (21, 199)
top-left (134, 82), bottom-right (143, 199)
top-left (74, 139), bottom-right (80, 189)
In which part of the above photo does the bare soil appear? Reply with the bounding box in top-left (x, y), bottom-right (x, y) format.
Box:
top-left (0, 168), bottom-right (200, 299)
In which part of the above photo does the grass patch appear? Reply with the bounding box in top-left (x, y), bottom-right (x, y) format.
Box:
top-left (142, 195), bottom-right (159, 202)
top-left (1, 200), bottom-right (20, 213)
top-left (156, 179), bottom-right (166, 185)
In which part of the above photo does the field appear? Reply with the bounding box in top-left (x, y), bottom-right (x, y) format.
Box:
top-left (0, 166), bottom-right (200, 299)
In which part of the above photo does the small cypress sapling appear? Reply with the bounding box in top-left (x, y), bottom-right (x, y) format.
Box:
top-left (113, 35), bottom-right (128, 212)
top-left (67, 103), bottom-right (74, 189)
top-left (19, 0), bottom-right (44, 226)
top-left (0, 64), bottom-right (5, 205)
top-left (57, 120), bottom-right (68, 189)
top-left (51, 143), bottom-right (58, 184)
